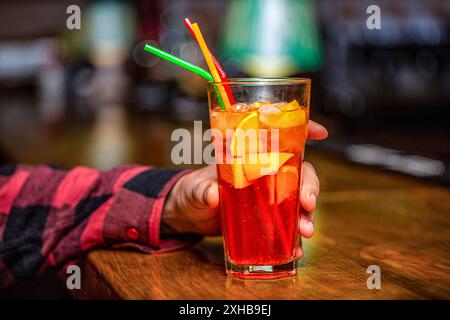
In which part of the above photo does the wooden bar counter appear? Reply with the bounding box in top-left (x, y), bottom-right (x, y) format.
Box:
top-left (74, 150), bottom-right (450, 300)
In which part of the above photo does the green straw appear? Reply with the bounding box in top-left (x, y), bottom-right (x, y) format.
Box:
top-left (143, 44), bottom-right (225, 110)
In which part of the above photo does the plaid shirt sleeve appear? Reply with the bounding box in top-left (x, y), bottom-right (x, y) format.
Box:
top-left (0, 163), bottom-right (201, 287)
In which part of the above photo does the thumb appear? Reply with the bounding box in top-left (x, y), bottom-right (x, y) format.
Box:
top-left (188, 180), bottom-right (219, 210)
top-left (184, 165), bottom-right (219, 210)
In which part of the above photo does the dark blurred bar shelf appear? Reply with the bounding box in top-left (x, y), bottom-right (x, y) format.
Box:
top-left (310, 138), bottom-right (450, 186)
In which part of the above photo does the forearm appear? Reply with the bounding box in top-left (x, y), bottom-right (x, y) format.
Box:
top-left (0, 164), bottom-right (198, 287)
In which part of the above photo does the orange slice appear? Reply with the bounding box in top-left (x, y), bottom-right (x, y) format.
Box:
top-left (243, 152), bottom-right (294, 181)
top-left (275, 165), bottom-right (299, 204)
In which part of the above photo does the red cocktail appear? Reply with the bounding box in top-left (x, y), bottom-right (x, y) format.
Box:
top-left (208, 78), bottom-right (310, 279)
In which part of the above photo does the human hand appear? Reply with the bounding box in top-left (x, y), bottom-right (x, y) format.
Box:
top-left (163, 121), bottom-right (328, 256)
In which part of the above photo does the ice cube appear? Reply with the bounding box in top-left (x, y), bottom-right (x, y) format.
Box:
top-left (234, 103), bottom-right (252, 112)
top-left (259, 104), bottom-right (282, 116)
top-left (271, 102), bottom-right (286, 109)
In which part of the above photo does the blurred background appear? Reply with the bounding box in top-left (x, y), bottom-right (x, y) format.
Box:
top-left (0, 0), bottom-right (449, 184)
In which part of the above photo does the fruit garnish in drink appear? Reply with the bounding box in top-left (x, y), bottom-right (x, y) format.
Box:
top-left (275, 165), bottom-right (299, 204)
top-left (231, 111), bottom-right (259, 157)
top-left (259, 100), bottom-right (307, 128)
top-left (219, 110), bottom-right (257, 189)
top-left (253, 101), bottom-right (272, 109)
top-left (243, 152), bottom-right (293, 181)
top-left (280, 100), bottom-right (301, 111)
top-left (210, 110), bottom-right (251, 136)
top-left (218, 162), bottom-right (251, 189)
top-left (215, 100), bottom-right (307, 190)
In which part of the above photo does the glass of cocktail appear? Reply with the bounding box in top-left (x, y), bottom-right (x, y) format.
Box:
top-left (208, 78), bottom-right (310, 279)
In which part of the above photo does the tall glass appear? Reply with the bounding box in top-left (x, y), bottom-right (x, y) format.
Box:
top-left (207, 78), bottom-right (310, 279)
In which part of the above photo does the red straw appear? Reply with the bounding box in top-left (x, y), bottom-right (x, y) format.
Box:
top-left (184, 18), bottom-right (235, 104)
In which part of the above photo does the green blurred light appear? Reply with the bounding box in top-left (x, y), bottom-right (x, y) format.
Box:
top-left (221, 0), bottom-right (323, 76)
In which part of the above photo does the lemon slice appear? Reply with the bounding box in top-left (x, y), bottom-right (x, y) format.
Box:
top-left (253, 101), bottom-right (271, 109)
top-left (259, 101), bottom-right (307, 128)
top-left (230, 111), bottom-right (259, 157)
top-left (280, 100), bottom-right (300, 111)
top-left (243, 152), bottom-right (294, 181)
top-left (231, 161), bottom-right (251, 189)
top-left (222, 111), bottom-right (259, 189)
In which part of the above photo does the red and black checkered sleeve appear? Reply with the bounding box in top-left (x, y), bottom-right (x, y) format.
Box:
top-left (0, 163), bottom-right (200, 287)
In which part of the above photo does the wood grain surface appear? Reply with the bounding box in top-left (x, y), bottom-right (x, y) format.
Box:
top-left (73, 151), bottom-right (450, 300)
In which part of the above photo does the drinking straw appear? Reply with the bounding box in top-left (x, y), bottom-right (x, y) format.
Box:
top-left (184, 18), bottom-right (235, 104)
top-left (143, 44), bottom-right (225, 110)
top-left (144, 44), bottom-right (212, 80)
top-left (190, 23), bottom-right (232, 109)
